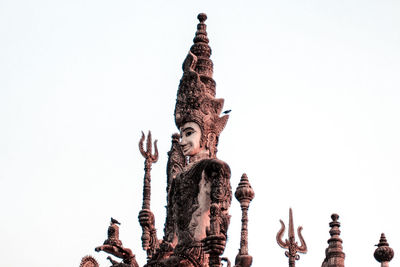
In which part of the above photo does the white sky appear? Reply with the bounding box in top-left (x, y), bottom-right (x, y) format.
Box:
top-left (1, 1), bottom-right (399, 267)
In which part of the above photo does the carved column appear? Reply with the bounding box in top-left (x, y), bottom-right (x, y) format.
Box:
top-left (234, 173), bottom-right (255, 267)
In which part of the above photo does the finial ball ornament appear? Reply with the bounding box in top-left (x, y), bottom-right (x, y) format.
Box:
top-left (198, 13), bottom-right (207, 22)
top-left (235, 173), bottom-right (255, 203)
top-left (374, 233), bottom-right (394, 263)
top-left (331, 214), bottom-right (339, 221)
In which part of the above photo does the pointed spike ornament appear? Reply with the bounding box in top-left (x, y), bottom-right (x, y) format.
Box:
top-left (374, 233), bottom-right (394, 267)
top-left (277, 208), bottom-right (307, 267)
top-left (234, 173), bottom-right (255, 267)
top-left (139, 130), bottom-right (159, 210)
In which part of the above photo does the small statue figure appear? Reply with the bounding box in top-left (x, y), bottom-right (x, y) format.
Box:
top-left (95, 218), bottom-right (139, 267)
top-left (104, 217), bottom-right (122, 247)
top-left (140, 13), bottom-right (232, 267)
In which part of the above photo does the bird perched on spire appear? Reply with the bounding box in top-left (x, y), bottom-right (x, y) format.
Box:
top-left (111, 217), bottom-right (121, 225)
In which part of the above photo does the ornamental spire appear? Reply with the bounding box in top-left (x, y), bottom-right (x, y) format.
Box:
top-left (190, 13), bottom-right (214, 83)
top-left (374, 233), bottom-right (394, 267)
top-left (321, 214), bottom-right (345, 267)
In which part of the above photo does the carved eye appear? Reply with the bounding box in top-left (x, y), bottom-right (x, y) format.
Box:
top-left (186, 131), bottom-right (193, 137)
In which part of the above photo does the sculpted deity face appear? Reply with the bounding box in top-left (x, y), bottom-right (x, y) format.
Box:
top-left (179, 122), bottom-right (203, 157)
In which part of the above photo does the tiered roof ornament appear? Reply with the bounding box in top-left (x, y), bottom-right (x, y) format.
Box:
top-left (321, 214), bottom-right (345, 267)
top-left (374, 233), bottom-right (394, 267)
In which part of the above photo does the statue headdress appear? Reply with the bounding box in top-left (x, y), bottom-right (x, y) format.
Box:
top-left (174, 13), bottom-right (229, 157)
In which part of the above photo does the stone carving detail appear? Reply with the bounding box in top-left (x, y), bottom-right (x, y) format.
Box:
top-left (163, 133), bottom-right (186, 248)
top-left (321, 214), bottom-right (345, 267)
top-left (374, 233), bottom-right (394, 267)
top-left (277, 208), bottom-right (307, 267)
top-left (95, 218), bottom-right (139, 267)
top-left (138, 131), bottom-right (159, 258)
top-left (76, 12), bottom-right (400, 267)
top-left (233, 174), bottom-right (254, 267)
top-left (79, 12), bottom-right (255, 267)
top-left (174, 13), bottom-right (229, 159)
top-left (142, 13), bottom-right (233, 267)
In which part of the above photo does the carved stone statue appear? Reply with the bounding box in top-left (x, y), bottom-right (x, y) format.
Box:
top-left (78, 11), bottom-right (396, 267)
top-left (140, 13), bottom-right (232, 267)
top-left (80, 12), bottom-right (256, 267)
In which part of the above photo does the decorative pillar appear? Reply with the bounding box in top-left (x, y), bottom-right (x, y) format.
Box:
top-left (234, 173), bottom-right (255, 267)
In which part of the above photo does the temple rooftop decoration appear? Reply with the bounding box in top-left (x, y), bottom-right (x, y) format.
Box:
top-left (276, 208), bottom-right (307, 267)
top-left (374, 233), bottom-right (394, 267)
top-left (321, 214), bottom-right (345, 267)
top-left (234, 173), bottom-right (255, 267)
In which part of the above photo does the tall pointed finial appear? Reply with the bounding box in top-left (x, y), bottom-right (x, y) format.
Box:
top-left (191, 13), bottom-right (210, 57)
top-left (321, 214), bottom-right (345, 267)
top-left (374, 233), bottom-right (394, 267)
top-left (189, 13), bottom-right (214, 91)
top-left (277, 208), bottom-right (307, 267)
top-left (234, 173), bottom-right (255, 267)
top-left (194, 13), bottom-right (209, 44)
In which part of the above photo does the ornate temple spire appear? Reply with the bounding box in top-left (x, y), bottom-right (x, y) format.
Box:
top-left (374, 233), bottom-right (394, 267)
top-left (321, 214), bottom-right (345, 267)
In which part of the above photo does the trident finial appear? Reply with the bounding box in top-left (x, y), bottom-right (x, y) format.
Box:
top-left (139, 131), bottom-right (158, 164)
top-left (277, 208), bottom-right (307, 267)
top-left (139, 130), bottom-right (158, 210)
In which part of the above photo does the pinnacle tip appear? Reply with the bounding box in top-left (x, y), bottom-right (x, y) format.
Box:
top-left (198, 13), bottom-right (207, 22)
top-left (331, 213), bottom-right (339, 221)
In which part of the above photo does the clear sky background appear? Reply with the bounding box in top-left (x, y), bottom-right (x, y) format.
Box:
top-left (1, 1), bottom-right (399, 266)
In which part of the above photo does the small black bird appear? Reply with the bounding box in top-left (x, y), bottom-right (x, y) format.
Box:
top-left (111, 217), bottom-right (121, 225)
top-left (223, 109), bottom-right (231, 114)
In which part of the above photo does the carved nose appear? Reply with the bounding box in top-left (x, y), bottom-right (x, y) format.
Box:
top-left (179, 138), bottom-right (187, 146)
